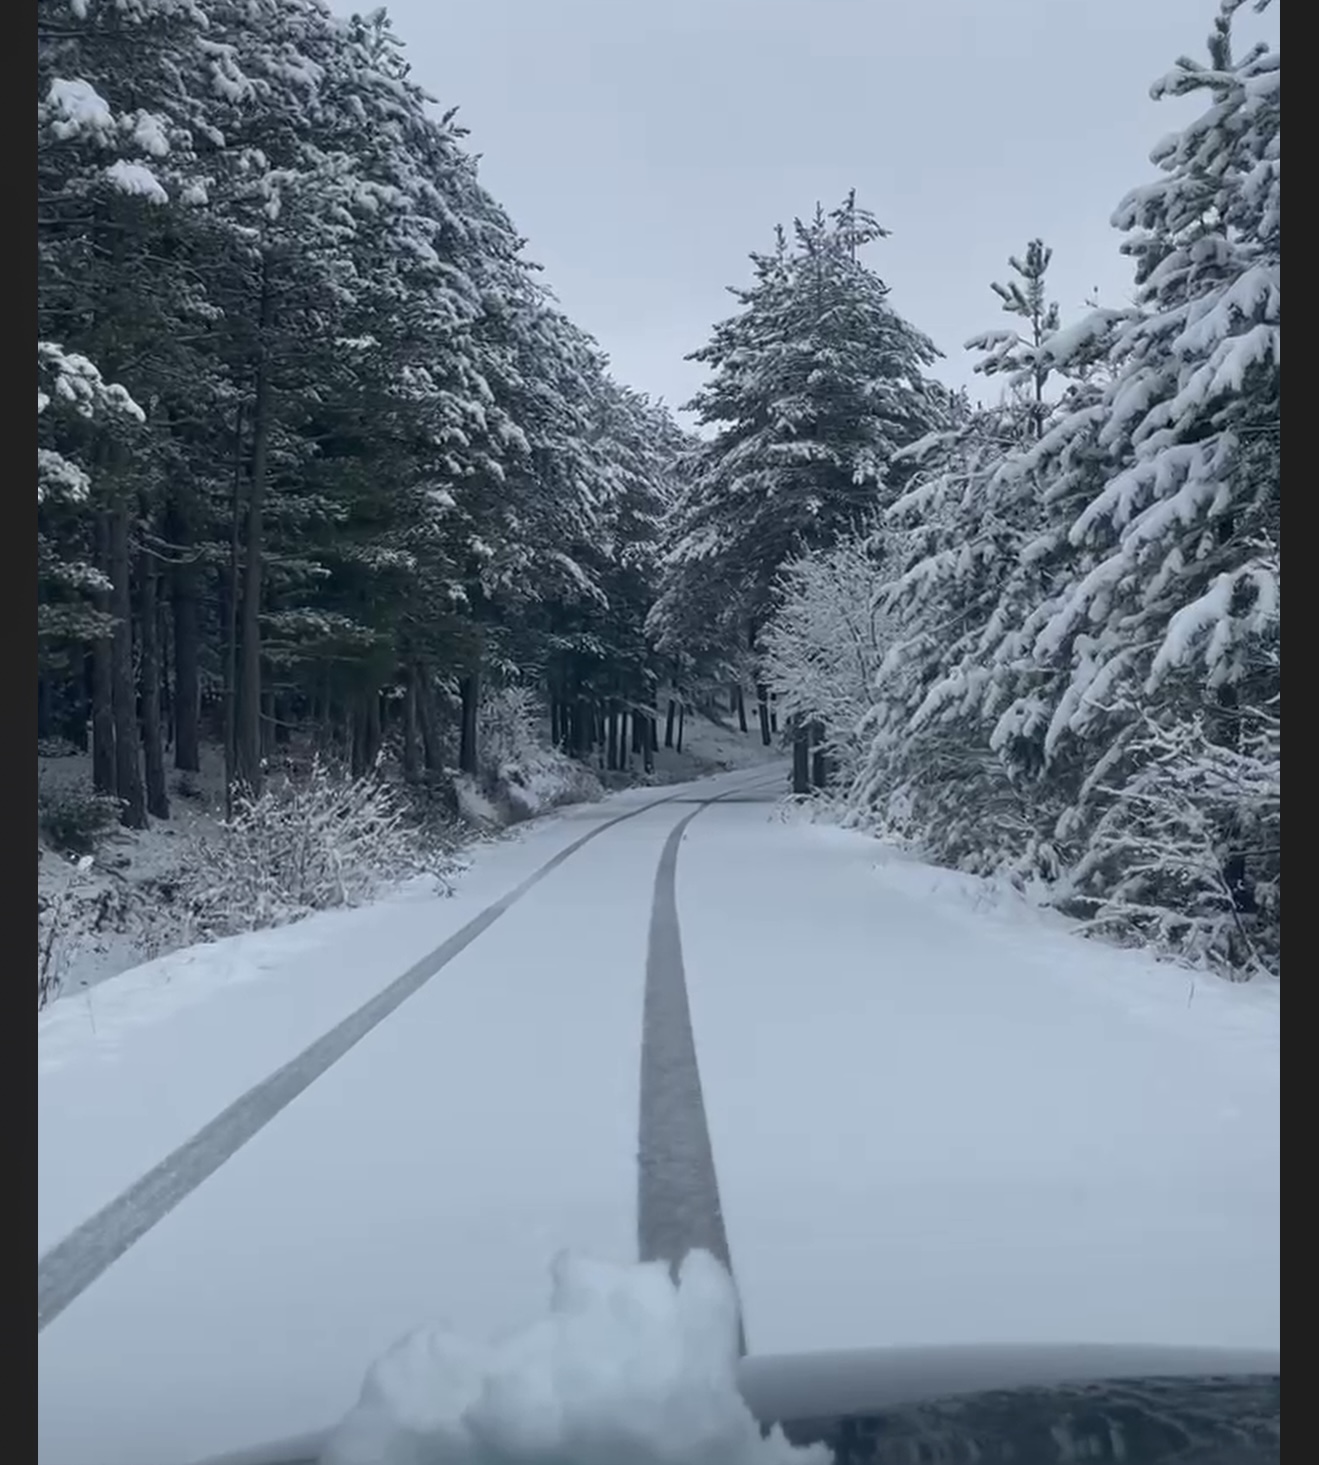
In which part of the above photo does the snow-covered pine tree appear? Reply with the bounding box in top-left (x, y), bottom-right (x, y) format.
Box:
top-left (544, 380), bottom-right (690, 767)
top-left (1030, 0), bottom-right (1280, 971)
top-left (836, 242), bottom-right (1071, 872)
top-left (849, 0), bottom-right (1279, 973)
top-left (38, 0), bottom-right (220, 821)
top-left (650, 194), bottom-right (942, 671)
top-left (966, 239), bottom-right (1062, 439)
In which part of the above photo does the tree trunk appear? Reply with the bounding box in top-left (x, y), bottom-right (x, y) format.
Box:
top-left (402, 670), bottom-right (420, 779)
top-left (37, 675), bottom-right (53, 741)
top-left (223, 403), bottom-right (244, 808)
top-left (792, 720), bottom-right (811, 796)
top-left (158, 592), bottom-right (172, 752)
top-left (237, 269), bottom-right (274, 795)
top-left (810, 721), bottom-right (827, 790)
top-left (664, 698), bottom-right (677, 749)
top-left (735, 684), bottom-right (748, 734)
top-left (137, 539), bottom-right (170, 819)
top-left (168, 493), bottom-right (201, 773)
top-left (91, 510), bottom-right (116, 795)
top-left (110, 505), bottom-right (147, 828)
top-left (606, 703), bottom-right (619, 771)
top-left (458, 669), bottom-right (480, 775)
top-left (273, 691), bottom-right (291, 746)
top-left (676, 701), bottom-right (685, 755)
top-left (631, 711), bottom-right (644, 755)
top-left (643, 716), bottom-right (655, 774)
top-left (756, 683), bottom-right (772, 746)
top-left (414, 666), bottom-right (441, 772)
top-left (364, 688), bottom-right (382, 770)
top-left (770, 693), bottom-right (779, 734)
top-left (350, 698), bottom-right (368, 779)
top-left (260, 685), bottom-right (276, 762)
top-left (550, 695), bottom-right (561, 750)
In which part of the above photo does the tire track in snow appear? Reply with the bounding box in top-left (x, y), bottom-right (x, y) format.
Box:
top-left (38, 770), bottom-right (780, 1334)
top-left (638, 780), bottom-right (778, 1349)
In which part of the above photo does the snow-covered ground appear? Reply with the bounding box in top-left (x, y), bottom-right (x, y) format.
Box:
top-left (37, 770), bottom-right (1278, 1465)
top-left (648, 701), bottom-right (784, 783)
top-left (37, 710), bottom-right (776, 1002)
top-left (681, 809), bottom-right (1280, 1357)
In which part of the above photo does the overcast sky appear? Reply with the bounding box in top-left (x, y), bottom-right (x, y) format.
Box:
top-left (372, 0), bottom-right (1277, 420)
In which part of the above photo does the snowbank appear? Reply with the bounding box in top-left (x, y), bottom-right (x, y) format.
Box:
top-left (322, 1250), bottom-right (827, 1465)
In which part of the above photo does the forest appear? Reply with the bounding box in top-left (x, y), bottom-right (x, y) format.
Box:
top-left (38, 0), bottom-right (1279, 986)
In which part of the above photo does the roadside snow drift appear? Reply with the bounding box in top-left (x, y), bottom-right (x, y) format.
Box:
top-left (322, 1250), bottom-right (827, 1465)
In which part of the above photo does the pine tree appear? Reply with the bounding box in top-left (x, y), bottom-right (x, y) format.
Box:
top-left (966, 239), bottom-right (1062, 438)
top-left (651, 193), bottom-right (942, 668)
top-left (845, 0), bottom-right (1279, 972)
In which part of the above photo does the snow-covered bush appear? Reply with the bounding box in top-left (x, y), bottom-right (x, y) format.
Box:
top-left (187, 758), bottom-right (458, 935)
top-left (761, 534), bottom-right (890, 789)
top-left (38, 780), bottom-right (122, 855)
top-left (474, 687), bottom-right (603, 824)
top-left (478, 685), bottom-right (543, 775)
top-left (1061, 707), bottom-right (1279, 978)
top-left (37, 854), bottom-right (95, 1010)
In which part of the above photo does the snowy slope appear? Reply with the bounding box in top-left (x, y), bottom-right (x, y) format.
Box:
top-left (677, 808), bottom-right (1280, 1357)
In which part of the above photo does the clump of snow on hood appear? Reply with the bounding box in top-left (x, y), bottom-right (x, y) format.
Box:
top-left (321, 1249), bottom-right (831, 1465)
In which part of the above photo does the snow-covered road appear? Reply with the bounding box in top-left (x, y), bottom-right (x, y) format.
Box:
top-left (37, 768), bottom-right (1279, 1465)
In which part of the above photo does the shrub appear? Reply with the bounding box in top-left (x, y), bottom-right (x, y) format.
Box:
top-left (38, 781), bottom-right (121, 855)
top-left (186, 758), bottom-right (459, 936)
top-left (475, 687), bottom-right (603, 823)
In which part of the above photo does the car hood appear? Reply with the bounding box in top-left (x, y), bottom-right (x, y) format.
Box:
top-left (190, 1341), bottom-right (1281, 1465)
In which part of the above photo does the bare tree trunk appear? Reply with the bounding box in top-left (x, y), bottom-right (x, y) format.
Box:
top-left (631, 711), bottom-right (644, 756)
top-left (137, 538), bottom-right (170, 819)
top-left (643, 715), bottom-right (655, 775)
top-left (770, 693), bottom-right (779, 734)
top-left (458, 668), bottom-right (480, 776)
top-left (237, 266), bottom-right (274, 795)
top-left (735, 684), bottom-right (748, 734)
top-left (664, 698), bottom-right (677, 749)
top-left (168, 492), bottom-right (201, 773)
top-left (110, 504), bottom-right (147, 828)
top-left (91, 510), bottom-right (116, 795)
top-left (675, 701), bottom-right (685, 755)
